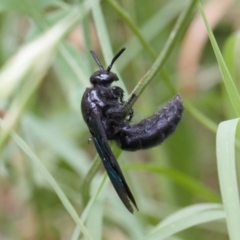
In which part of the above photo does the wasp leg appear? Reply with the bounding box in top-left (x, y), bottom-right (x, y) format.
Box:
top-left (111, 86), bottom-right (124, 103)
top-left (126, 108), bottom-right (134, 122)
top-left (116, 94), bottom-right (184, 151)
top-left (105, 105), bottom-right (134, 122)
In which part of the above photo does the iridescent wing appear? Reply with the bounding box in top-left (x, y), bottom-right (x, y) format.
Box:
top-left (88, 111), bottom-right (138, 213)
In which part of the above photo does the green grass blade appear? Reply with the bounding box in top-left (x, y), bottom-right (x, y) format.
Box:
top-left (158, 203), bottom-right (223, 228)
top-left (184, 102), bottom-right (218, 133)
top-left (22, 115), bottom-right (91, 175)
top-left (197, 1), bottom-right (240, 116)
top-left (0, 119), bottom-right (93, 240)
top-left (125, 163), bottom-right (220, 202)
top-left (0, 7), bottom-right (82, 152)
top-left (71, 175), bottom-right (107, 240)
top-left (122, 0), bottom-right (197, 110)
top-left (223, 32), bottom-right (240, 81)
top-left (216, 119), bottom-right (240, 240)
top-left (106, 0), bottom-right (156, 58)
top-left (143, 204), bottom-right (225, 240)
top-left (0, 9), bottom-right (75, 101)
top-left (117, 0), bottom-right (185, 71)
top-left (81, 156), bottom-right (102, 205)
top-left (91, 2), bottom-right (127, 92)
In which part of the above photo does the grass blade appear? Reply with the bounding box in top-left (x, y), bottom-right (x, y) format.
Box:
top-left (216, 119), bottom-right (240, 240)
top-left (0, 119), bottom-right (93, 240)
top-left (125, 163), bottom-right (220, 202)
top-left (143, 204), bottom-right (225, 240)
top-left (198, 1), bottom-right (240, 116)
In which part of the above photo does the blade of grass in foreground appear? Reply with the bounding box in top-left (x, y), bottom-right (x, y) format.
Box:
top-left (216, 119), bottom-right (240, 240)
top-left (143, 203), bottom-right (225, 240)
top-left (120, 0), bottom-right (197, 112)
top-left (71, 175), bottom-right (108, 240)
top-left (0, 120), bottom-right (93, 240)
top-left (0, 7), bottom-right (84, 153)
top-left (198, 1), bottom-right (240, 116)
top-left (158, 203), bottom-right (223, 228)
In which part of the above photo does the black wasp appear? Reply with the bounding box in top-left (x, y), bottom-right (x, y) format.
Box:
top-left (81, 48), bottom-right (184, 213)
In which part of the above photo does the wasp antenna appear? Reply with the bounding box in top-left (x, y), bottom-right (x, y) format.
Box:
top-left (90, 50), bottom-right (104, 70)
top-left (107, 48), bottom-right (126, 72)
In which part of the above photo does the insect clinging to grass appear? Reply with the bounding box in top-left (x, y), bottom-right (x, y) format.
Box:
top-left (81, 48), bottom-right (184, 213)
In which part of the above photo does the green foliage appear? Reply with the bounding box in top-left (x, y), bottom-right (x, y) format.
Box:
top-left (0, 0), bottom-right (239, 239)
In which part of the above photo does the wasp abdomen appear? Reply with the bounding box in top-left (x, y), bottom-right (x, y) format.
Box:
top-left (116, 94), bottom-right (184, 151)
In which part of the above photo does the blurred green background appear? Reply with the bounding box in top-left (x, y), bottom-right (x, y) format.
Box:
top-left (0, 0), bottom-right (240, 239)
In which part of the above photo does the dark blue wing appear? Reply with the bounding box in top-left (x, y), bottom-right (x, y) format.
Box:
top-left (89, 111), bottom-right (138, 213)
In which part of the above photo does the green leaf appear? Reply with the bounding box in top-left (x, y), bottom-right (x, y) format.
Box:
top-left (198, 1), bottom-right (240, 116)
top-left (143, 204), bottom-right (225, 240)
top-left (216, 119), bottom-right (240, 240)
top-left (125, 163), bottom-right (220, 203)
top-left (223, 32), bottom-right (240, 81)
top-left (0, 120), bottom-right (93, 240)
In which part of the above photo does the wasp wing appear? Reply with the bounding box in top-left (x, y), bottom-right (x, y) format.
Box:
top-left (88, 111), bottom-right (138, 213)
